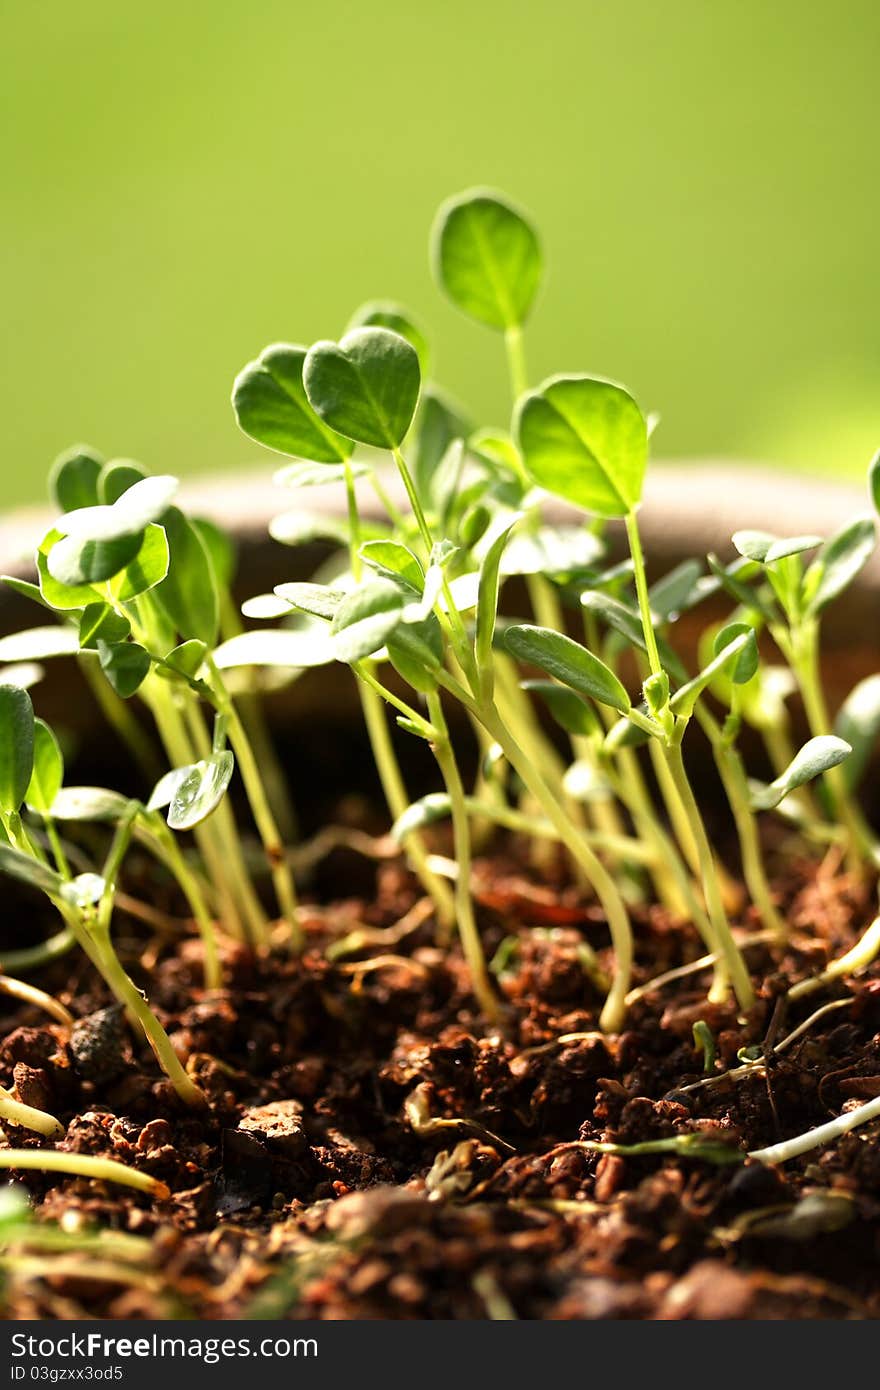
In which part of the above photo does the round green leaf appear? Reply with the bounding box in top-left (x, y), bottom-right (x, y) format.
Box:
top-left (98, 459), bottom-right (148, 505)
top-left (346, 300), bottom-right (430, 377)
top-left (167, 752), bottom-right (234, 831)
top-left (25, 719), bottom-right (64, 815)
top-left (47, 530), bottom-right (144, 587)
top-left (303, 328), bottom-right (421, 450)
top-left (48, 445), bottom-right (104, 512)
top-left (97, 640), bottom-right (150, 698)
top-left (503, 625), bottom-right (630, 713)
top-left (330, 580), bottom-right (406, 663)
top-left (516, 375), bottom-right (647, 518)
top-left (233, 343), bottom-right (353, 463)
top-left (431, 188), bottom-right (542, 331)
top-left (0, 685), bottom-right (34, 813)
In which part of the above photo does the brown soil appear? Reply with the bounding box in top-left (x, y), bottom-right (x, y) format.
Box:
top-left (2, 831), bottom-right (880, 1321)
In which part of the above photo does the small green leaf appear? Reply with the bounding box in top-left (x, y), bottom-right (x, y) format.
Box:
top-left (47, 530), bottom-right (144, 587)
top-left (166, 752), bottom-right (235, 831)
top-left (670, 630), bottom-right (753, 717)
top-left (97, 641), bottom-right (150, 698)
top-left (304, 328), bottom-right (421, 450)
top-left (233, 343), bottom-right (353, 463)
top-left (346, 300), bottom-right (430, 377)
top-left (750, 735), bottom-right (852, 811)
top-left (712, 621), bottom-right (759, 685)
top-left (391, 793), bottom-right (452, 841)
top-left (151, 508), bottom-right (218, 646)
top-left (431, 188), bottom-right (541, 330)
top-left (0, 685), bottom-right (34, 813)
top-left (98, 459), bottom-right (148, 505)
top-left (476, 515), bottom-right (520, 684)
top-left (805, 517), bottom-right (876, 616)
top-left (36, 531), bottom-right (101, 610)
top-left (732, 530), bottom-right (822, 565)
top-left (330, 580), bottom-right (405, 663)
top-left (272, 583), bottom-right (345, 621)
top-left (834, 675), bottom-right (880, 790)
top-left (48, 445), bottom-right (103, 512)
top-left (78, 604), bottom-right (131, 649)
top-left (469, 428), bottom-right (523, 478)
top-left (212, 627), bottom-right (336, 670)
top-left (706, 553), bottom-right (777, 623)
top-left (386, 611), bottom-right (443, 690)
top-left (60, 873), bottom-right (106, 908)
top-left (110, 524), bottom-right (170, 602)
top-left (50, 786), bottom-right (132, 822)
top-left (25, 719), bottom-right (64, 815)
top-left (0, 626), bottom-right (80, 662)
top-left (516, 375), bottom-right (647, 518)
top-left (459, 503), bottom-right (491, 549)
top-left (0, 842), bottom-right (62, 897)
top-left (59, 475), bottom-right (178, 543)
top-left (360, 540), bottom-right (424, 590)
top-left (522, 679), bottom-right (601, 737)
top-left (156, 640), bottom-right (208, 682)
top-left (503, 625), bottom-right (630, 713)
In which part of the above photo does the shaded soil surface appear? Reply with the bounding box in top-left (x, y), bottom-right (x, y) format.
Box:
top-left (2, 830), bottom-right (880, 1320)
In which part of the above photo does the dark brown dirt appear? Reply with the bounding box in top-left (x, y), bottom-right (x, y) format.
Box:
top-left (2, 832), bottom-right (880, 1321)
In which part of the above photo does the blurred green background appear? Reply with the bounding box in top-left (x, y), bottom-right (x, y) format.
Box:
top-left (3, 0), bottom-right (878, 510)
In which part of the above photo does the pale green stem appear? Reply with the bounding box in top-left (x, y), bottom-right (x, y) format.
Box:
top-left (788, 914), bottom-right (880, 1001)
top-left (208, 659), bottom-right (300, 945)
top-left (426, 691), bottom-right (498, 1021)
top-left (663, 733), bottom-right (754, 1011)
top-left (146, 819), bottom-right (222, 989)
top-left (0, 1149), bottom-right (169, 1198)
top-left (0, 1086), bottom-right (64, 1138)
top-left (504, 324), bottom-right (529, 401)
top-left (472, 698), bottom-right (633, 1031)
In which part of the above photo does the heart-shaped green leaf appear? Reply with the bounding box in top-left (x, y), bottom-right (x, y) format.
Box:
top-left (157, 640), bottom-right (208, 682)
top-left (304, 328), bottom-right (421, 450)
top-left (97, 640), bottom-right (150, 698)
top-left (330, 580), bottom-right (406, 663)
top-left (347, 300), bottom-right (430, 377)
top-left (48, 445), bottom-right (103, 512)
top-left (25, 719), bottom-right (64, 815)
top-left (233, 343), bottom-right (353, 463)
top-left (503, 625), bottom-right (630, 713)
top-left (712, 621), bottom-right (759, 685)
top-left (431, 188), bottom-right (541, 330)
top-left (166, 752), bottom-right (235, 831)
top-left (516, 375), bottom-right (647, 518)
top-left (750, 735), bottom-right (852, 811)
top-left (0, 685), bottom-right (34, 813)
top-left (36, 531), bottom-right (100, 610)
